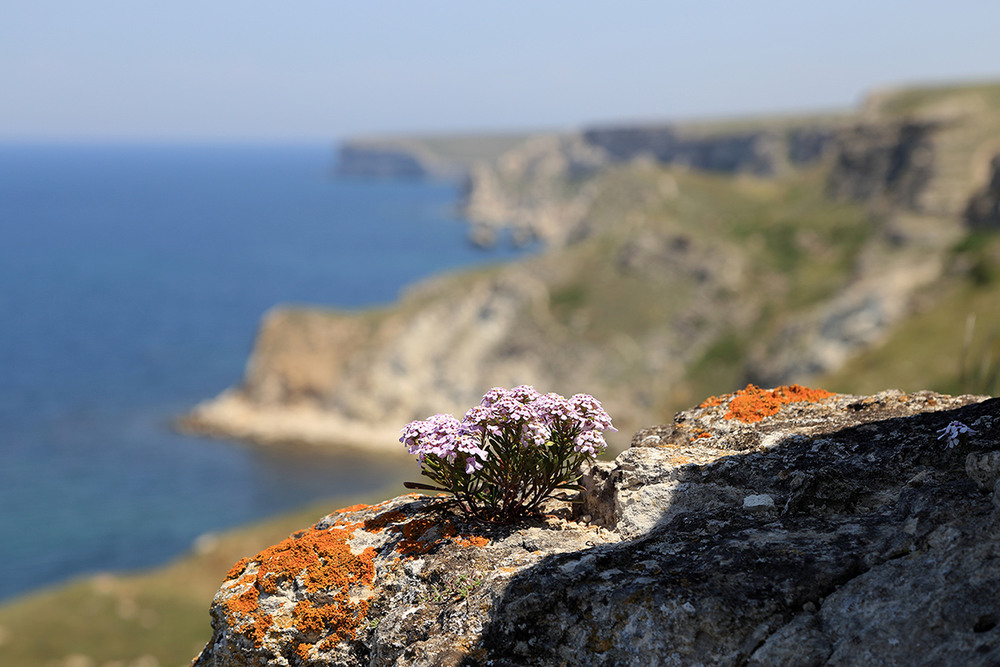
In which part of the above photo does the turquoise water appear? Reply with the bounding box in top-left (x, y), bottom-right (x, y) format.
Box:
top-left (0, 144), bottom-right (526, 601)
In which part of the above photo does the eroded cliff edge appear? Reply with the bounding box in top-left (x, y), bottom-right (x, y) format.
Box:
top-left (193, 388), bottom-right (1000, 666)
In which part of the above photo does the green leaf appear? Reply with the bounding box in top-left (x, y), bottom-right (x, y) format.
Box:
top-left (403, 481), bottom-right (448, 492)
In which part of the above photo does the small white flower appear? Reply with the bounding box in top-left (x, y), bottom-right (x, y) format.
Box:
top-left (937, 420), bottom-right (976, 448)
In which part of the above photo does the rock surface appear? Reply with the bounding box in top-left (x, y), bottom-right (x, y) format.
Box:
top-left (966, 154), bottom-right (1000, 229)
top-left (194, 388), bottom-right (1000, 666)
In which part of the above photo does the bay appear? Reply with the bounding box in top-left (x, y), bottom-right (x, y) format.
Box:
top-left (0, 143), bottom-right (526, 601)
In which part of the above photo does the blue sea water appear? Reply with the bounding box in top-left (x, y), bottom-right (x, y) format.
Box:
top-left (0, 143), bottom-right (527, 601)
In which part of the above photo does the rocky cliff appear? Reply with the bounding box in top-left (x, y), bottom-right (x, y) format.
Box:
top-left (182, 81), bottom-right (1000, 453)
top-left (460, 117), bottom-right (847, 248)
top-left (193, 388), bottom-right (1000, 666)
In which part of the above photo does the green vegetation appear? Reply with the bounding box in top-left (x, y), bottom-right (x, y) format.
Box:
top-left (869, 81), bottom-right (1000, 117)
top-left (423, 571), bottom-right (486, 604)
top-left (0, 488), bottom-right (400, 667)
top-left (821, 232), bottom-right (1000, 397)
top-left (520, 161), bottom-right (879, 418)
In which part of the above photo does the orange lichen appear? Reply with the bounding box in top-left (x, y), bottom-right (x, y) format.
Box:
top-left (218, 524), bottom-right (377, 649)
top-left (454, 535), bottom-right (490, 548)
top-left (217, 502), bottom-right (497, 652)
top-left (362, 510), bottom-right (407, 533)
top-left (371, 515), bottom-right (489, 557)
top-left (394, 516), bottom-right (455, 556)
top-left (334, 503), bottom-right (373, 514)
top-left (400, 517), bottom-right (442, 541)
top-left (719, 384), bottom-right (834, 423)
top-left (223, 586), bottom-right (262, 617)
top-left (698, 394), bottom-right (728, 408)
top-left (225, 557), bottom-right (251, 581)
top-left (694, 431), bottom-right (712, 439)
top-left (770, 384), bottom-right (834, 404)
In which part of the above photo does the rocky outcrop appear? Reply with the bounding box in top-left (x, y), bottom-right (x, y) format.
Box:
top-left (965, 154), bottom-right (1000, 229)
top-left (583, 123), bottom-right (836, 176)
top-left (194, 388), bottom-right (1000, 666)
top-left (461, 134), bottom-right (609, 247)
top-left (462, 121), bottom-right (841, 247)
top-left (825, 121), bottom-right (938, 212)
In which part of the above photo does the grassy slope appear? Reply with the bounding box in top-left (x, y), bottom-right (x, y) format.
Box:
top-left (0, 487), bottom-right (401, 667)
top-left (820, 234), bottom-right (1000, 397)
top-left (558, 163), bottom-right (879, 417)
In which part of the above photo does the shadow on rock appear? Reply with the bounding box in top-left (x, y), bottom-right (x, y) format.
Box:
top-left (467, 391), bottom-right (1000, 666)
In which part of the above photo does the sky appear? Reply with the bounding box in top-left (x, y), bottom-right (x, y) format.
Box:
top-left (2, 1), bottom-right (999, 143)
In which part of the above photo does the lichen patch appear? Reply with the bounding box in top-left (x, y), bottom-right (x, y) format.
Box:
top-left (218, 524), bottom-right (377, 650)
top-left (700, 384), bottom-right (834, 423)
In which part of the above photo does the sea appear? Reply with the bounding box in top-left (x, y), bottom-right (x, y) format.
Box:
top-left (0, 143), bottom-right (529, 602)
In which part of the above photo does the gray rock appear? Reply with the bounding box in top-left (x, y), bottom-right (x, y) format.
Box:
top-left (965, 153), bottom-right (1000, 229)
top-left (194, 390), bottom-right (1000, 666)
top-left (743, 494), bottom-right (776, 512)
top-left (967, 450), bottom-right (1000, 490)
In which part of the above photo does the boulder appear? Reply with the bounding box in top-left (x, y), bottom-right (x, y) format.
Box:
top-left (194, 388), bottom-right (1000, 666)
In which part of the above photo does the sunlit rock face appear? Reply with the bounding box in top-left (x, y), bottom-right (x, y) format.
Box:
top-left (194, 388), bottom-right (1000, 667)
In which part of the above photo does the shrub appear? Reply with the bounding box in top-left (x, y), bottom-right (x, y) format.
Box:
top-left (399, 385), bottom-right (615, 522)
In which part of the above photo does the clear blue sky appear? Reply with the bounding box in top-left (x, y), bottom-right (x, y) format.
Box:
top-left (2, 1), bottom-right (998, 143)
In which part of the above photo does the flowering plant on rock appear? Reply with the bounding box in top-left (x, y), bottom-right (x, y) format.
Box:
top-left (937, 420), bottom-right (977, 449)
top-left (399, 385), bottom-right (615, 522)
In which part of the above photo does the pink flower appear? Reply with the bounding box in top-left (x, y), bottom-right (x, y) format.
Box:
top-left (574, 429), bottom-right (608, 456)
top-left (401, 386), bottom-right (616, 522)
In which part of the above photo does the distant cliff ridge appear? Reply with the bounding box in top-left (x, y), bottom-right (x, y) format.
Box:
top-left (183, 81), bottom-right (1000, 452)
top-left (337, 118), bottom-right (846, 182)
top-left (337, 94), bottom-right (995, 249)
top-left (582, 121), bottom-right (839, 175)
top-left (337, 142), bottom-right (434, 179)
top-left (336, 133), bottom-right (537, 180)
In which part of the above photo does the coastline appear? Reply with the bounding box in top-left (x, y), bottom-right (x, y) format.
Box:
top-left (176, 390), bottom-right (408, 455)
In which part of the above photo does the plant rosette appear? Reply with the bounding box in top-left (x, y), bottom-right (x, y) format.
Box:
top-left (399, 385), bottom-right (615, 523)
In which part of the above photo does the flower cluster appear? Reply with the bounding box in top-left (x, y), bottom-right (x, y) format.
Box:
top-left (400, 385), bottom-right (615, 522)
top-left (400, 414), bottom-right (487, 474)
top-left (937, 420), bottom-right (977, 449)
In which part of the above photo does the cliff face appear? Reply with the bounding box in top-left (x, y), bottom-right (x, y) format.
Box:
top-left (583, 123), bottom-right (836, 176)
top-left (182, 81), bottom-right (1000, 452)
top-left (966, 155), bottom-right (1000, 229)
top-left (459, 87), bottom-right (1000, 248)
top-left (461, 119), bottom-right (845, 248)
top-left (193, 389), bottom-right (1000, 666)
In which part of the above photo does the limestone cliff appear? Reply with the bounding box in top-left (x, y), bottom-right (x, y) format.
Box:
top-left (460, 117), bottom-right (846, 248)
top-left (193, 388), bottom-right (1000, 666)
top-left (182, 81), bottom-right (1000, 452)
